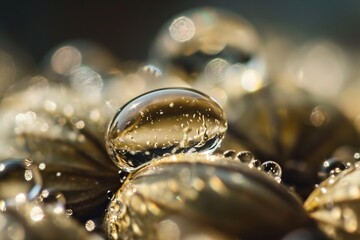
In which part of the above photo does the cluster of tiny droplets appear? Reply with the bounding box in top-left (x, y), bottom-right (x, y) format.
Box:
top-left (222, 150), bottom-right (282, 183)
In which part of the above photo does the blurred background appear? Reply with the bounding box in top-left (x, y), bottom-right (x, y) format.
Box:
top-left (0, 0), bottom-right (360, 64)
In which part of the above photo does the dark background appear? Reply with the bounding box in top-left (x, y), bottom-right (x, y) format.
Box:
top-left (0, 0), bottom-right (359, 64)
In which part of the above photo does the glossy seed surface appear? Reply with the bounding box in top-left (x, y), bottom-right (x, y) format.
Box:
top-left (305, 164), bottom-right (360, 239)
top-left (105, 153), bottom-right (315, 240)
top-left (106, 88), bottom-right (227, 171)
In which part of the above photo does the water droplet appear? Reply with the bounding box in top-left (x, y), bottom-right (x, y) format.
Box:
top-left (236, 151), bottom-right (254, 163)
top-left (0, 159), bottom-right (42, 206)
top-left (223, 150), bottom-right (236, 158)
top-left (106, 88), bottom-right (227, 171)
top-left (85, 220), bottom-right (96, 232)
top-left (260, 161), bottom-right (282, 180)
top-left (248, 159), bottom-right (261, 170)
top-left (65, 208), bottom-right (73, 217)
top-left (107, 190), bottom-right (114, 200)
top-left (318, 158), bottom-right (346, 181)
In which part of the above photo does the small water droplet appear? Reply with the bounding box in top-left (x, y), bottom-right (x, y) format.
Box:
top-left (223, 150), bottom-right (236, 158)
top-left (0, 159), bottom-right (42, 206)
top-left (236, 151), bottom-right (254, 163)
top-left (248, 159), bottom-right (261, 170)
top-left (318, 158), bottom-right (346, 181)
top-left (106, 88), bottom-right (227, 171)
top-left (85, 220), bottom-right (96, 232)
top-left (65, 208), bottom-right (73, 217)
top-left (260, 161), bottom-right (282, 180)
top-left (107, 190), bottom-right (114, 200)
top-left (30, 206), bottom-right (44, 222)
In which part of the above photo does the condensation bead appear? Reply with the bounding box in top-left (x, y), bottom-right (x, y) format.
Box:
top-left (236, 151), bottom-right (254, 163)
top-left (150, 7), bottom-right (267, 107)
top-left (260, 161), bottom-right (282, 183)
top-left (105, 88), bottom-right (227, 171)
top-left (305, 165), bottom-right (360, 239)
top-left (0, 159), bottom-right (42, 206)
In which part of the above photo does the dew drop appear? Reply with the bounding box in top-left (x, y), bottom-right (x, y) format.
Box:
top-left (236, 151), bottom-right (254, 163)
top-left (223, 150), bottom-right (236, 158)
top-left (105, 88), bottom-right (227, 171)
top-left (0, 159), bottom-right (42, 206)
top-left (107, 190), bottom-right (114, 200)
top-left (318, 158), bottom-right (346, 181)
top-left (30, 206), bottom-right (44, 222)
top-left (85, 220), bottom-right (96, 232)
top-left (65, 208), bottom-right (73, 217)
top-left (260, 161), bottom-right (282, 180)
top-left (248, 159), bottom-right (261, 170)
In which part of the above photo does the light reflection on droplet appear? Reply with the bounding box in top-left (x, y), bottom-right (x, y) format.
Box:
top-left (30, 206), bottom-right (44, 222)
top-left (169, 16), bottom-right (195, 42)
top-left (51, 46), bottom-right (82, 75)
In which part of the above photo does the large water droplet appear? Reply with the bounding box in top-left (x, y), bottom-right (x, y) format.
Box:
top-left (105, 88), bottom-right (227, 171)
top-left (0, 159), bottom-right (42, 206)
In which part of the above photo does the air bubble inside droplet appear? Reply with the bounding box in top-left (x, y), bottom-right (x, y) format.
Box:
top-left (105, 88), bottom-right (227, 171)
